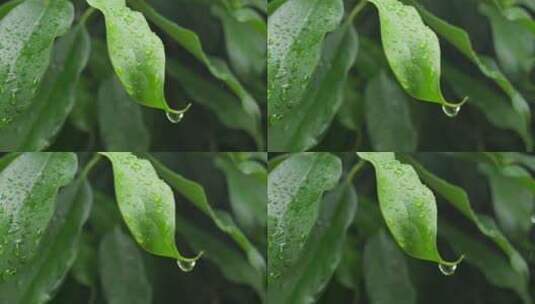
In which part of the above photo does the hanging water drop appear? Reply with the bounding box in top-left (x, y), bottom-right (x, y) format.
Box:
top-left (442, 104), bottom-right (461, 118)
top-left (177, 259), bottom-right (196, 272)
top-left (438, 263), bottom-right (457, 276)
top-left (531, 214), bottom-right (535, 224)
top-left (166, 111), bottom-right (184, 124)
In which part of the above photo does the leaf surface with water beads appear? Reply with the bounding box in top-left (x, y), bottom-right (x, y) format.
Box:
top-left (100, 152), bottom-right (201, 269)
top-left (0, 152), bottom-right (77, 282)
top-left (0, 177), bottom-right (92, 304)
top-left (99, 228), bottom-right (152, 304)
top-left (86, 0), bottom-right (187, 117)
top-left (267, 0), bottom-right (344, 124)
top-left (368, 0), bottom-right (464, 111)
top-left (357, 152), bottom-right (462, 267)
top-left (0, 0), bottom-right (74, 127)
top-left (0, 23), bottom-right (91, 151)
top-left (268, 153), bottom-right (342, 283)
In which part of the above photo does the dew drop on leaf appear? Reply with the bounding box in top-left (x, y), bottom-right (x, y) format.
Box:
top-left (530, 214), bottom-right (535, 224)
top-left (442, 104), bottom-right (461, 118)
top-left (177, 259), bottom-right (196, 272)
top-left (166, 111), bottom-right (184, 124)
top-left (438, 263), bottom-right (457, 276)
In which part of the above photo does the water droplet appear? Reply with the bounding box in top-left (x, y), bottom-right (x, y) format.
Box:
top-left (177, 259), bottom-right (196, 272)
top-left (531, 214), bottom-right (535, 224)
top-left (442, 104), bottom-right (461, 118)
top-left (166, 111), bottom-right (184, 124)
top-left (438, 263), bottom-right (457, 276)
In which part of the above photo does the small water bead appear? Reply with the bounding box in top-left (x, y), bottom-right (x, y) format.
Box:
top-left (442, 104), bottom-right (461, 118)
top-left (177, 259), bottom-right (196, 272)
top-left (166, 111), bottom-right (184, 124)
top-left (531, 214), bottom-right (535, 224)
top-left (438, 263), bottom-right (457, 276)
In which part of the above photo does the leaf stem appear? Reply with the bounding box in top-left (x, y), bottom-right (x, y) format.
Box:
top-left (79, 7), bottom-right (96, 25)
top-left (81, 153), bottom-right (102, 178)
top-left (347, 0), bottom-right (369, 24)
top-left (347, 159), bottom-right (366, 182)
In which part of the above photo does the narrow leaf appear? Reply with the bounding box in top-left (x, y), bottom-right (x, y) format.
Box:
top-left (0, 178), bottom-right (93, 303)
top-left (357, 152), bottom-right (461, 266)
top-left (87, 0), bottom-right (185, 116)
top-left (0, 152), bottom-right (77, 281)
top-left (268, 153), bottom-right (342, 282)
top-left (0, 0), bottom-right (74, 126)
top-left (267, 0), bottom-right (344, 123)
top-left (100, 152), bottom-right (200, 267)
top-left (268, 182), bottom-right (358, 304)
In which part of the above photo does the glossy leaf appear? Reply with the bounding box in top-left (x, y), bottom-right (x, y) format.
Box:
top-left (100, 152), bottom-right (200, 266)
top-left (268, 181), bottom-right (357, 304)
top-left (407, 0), bottom-right (532, 148)
top-left (0, 24), bottom-right (91, 151)
top-left (127, 0), bottom-right (260, 120)
top-left (97, 77), bottom-right (150, 151)
top-left (0, 0), bottom-right (74, 126)
top-left (176, 214), bottom-right (265, 298)
top-left (99, 228), bottom-right (152, 304)
top-left (357, 152), bottom-right (461, 266)
top-left (0, 152), bottom-right (77, 281)
top-left (269, 23), bottom-right (358, 151)
top-left (267, 0), bottom-right (344, 123)
top-left (268, 153), bottom-right (342, 282)
top-left (403, 156), bottom-right (530, 278)
top-left (147, 155), bottom-right (266, 273)
top-left (87, 0), bottom-right (182, 115)
top-left (365, 71), bottom-right (417, 151)
top-left (0, 178), bottom-right (93, 303)
top-left (364, 230), bottom-right (417, 304)
top-left (368, 0), bottom-right (460, 107)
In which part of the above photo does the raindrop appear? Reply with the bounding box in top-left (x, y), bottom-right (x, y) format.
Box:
top-left (531, 214), bottom-right (535, 224)
top-left (166, 111), bottom-right (184, 124)
top-left (177, 259), bottom-right (196, 272)
top-left (438, 263), bottom-right (457, 276)
top-left (442, 104), bottom-right (461, 118)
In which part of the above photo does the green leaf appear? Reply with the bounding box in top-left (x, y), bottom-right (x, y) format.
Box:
top-left (357, 152), bottom-right (461, 266)
top-left (147, 155), bottom-right (266, 274)
top-left (87, 0), bottom-right (186, 116)
top-left (175, 214), bottom-right (265, 299)
top-left (268, 23), bottom-right (358, 151)
top-left (403, 156), bottom-right (530, 278)
top-left (268, 153), bottom-right (342, 282)
top-left (480, 163), bottom-right (535, 240)
top-left (100, 152), bottom-right (201, 268)
top-left (211, 6), bottom-right (266, 79)
top-left (99, 228), bottom-right (152, 304)
top-left (127, 0), bottom-right (260, 121)
top-left (479, 3), bottom-right (535, 81)
top-left (368, 0), bottom-right (462, 108)
top-left (406, 0), bottom-right (532, 148)
top-left (0, 177), bottom-right (93, 303)
top-left (268, 181), bottom-right (357, 304)
top-left (364, 230), bottom-right (417, 304)
top-left (71, 231), bottom-right (97, 288)
top-left (0, 152), bottom-right (19, 172)
top-left (336, 82), bottom-right (365, 132)
top-left (97, 77), bottom-right (150, 151)
top-left (0, 152), bottom-right (77, 281)
top-left (0, 0), bottom-right (74, 126)
top-left (441, 222), bottom-right (532, 304)
top-left (267, 0), bottom-right (344, 123)
top-left (214, 155), bottom-right (267, 230)
top-left (0, 23), bottom-right (91, 151)
top-left (166, 60), bottom-right (263, 147)
top-left (364, 70), bottom-right (418, 151)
